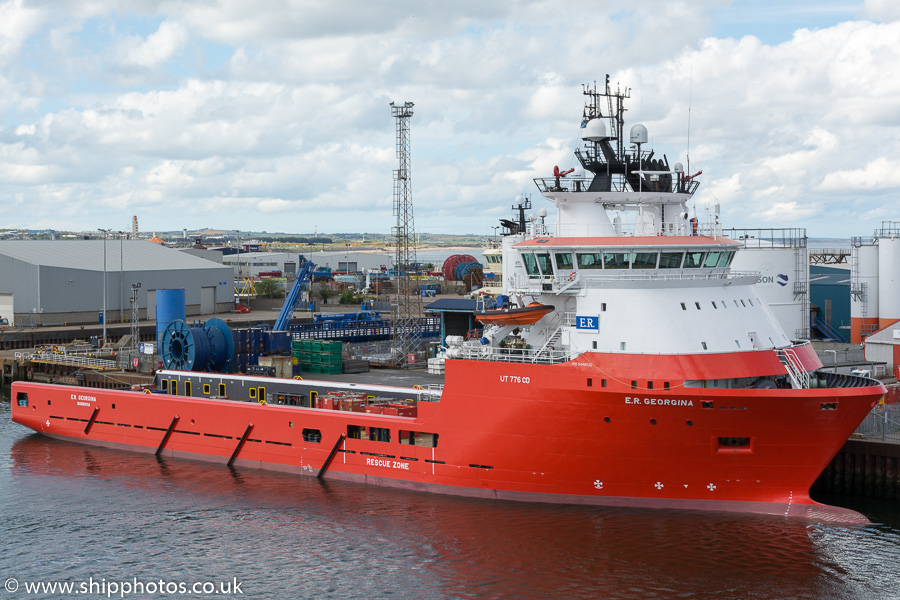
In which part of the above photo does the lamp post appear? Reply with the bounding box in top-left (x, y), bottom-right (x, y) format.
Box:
top-left (119, 232), bottom-right (124, 323)
top-left (99, 228), bottom-right (110, 342)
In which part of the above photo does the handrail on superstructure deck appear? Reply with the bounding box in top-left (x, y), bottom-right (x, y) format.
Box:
top-left (532, 175), bottom-right (701, 196)
top-left (776, 347), bottom-right (810, 389)
top-left (506, 270), bottom-right (761, 293)
top-left (444, 344), bottom-right (577, 365)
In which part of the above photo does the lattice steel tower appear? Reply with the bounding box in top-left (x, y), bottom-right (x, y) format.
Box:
top-left (390, 101), bottom-right (422, 365)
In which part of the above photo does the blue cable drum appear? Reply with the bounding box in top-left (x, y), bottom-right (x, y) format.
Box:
top-left (161, 317), bottom-right (234, 373)
top-left (156, 289), bottom-right (186, 346)
top-left (454, 262), bottom-right (482, 280)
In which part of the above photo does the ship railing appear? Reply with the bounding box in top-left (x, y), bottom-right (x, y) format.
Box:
top-left (775, 348), bottom-right (810, 389)
top-left (415, 384), bottom-right (444, 402)
top-left (533, 175), bottom-right (700, 195)
top-left (447, 344), bottom-right (575, 365)
top-left (27, 352), bottom-right (117, 370)
top-left (507, 270), bottom-right (760, 292)
top-left (854, 403), bottom-right (900, 443)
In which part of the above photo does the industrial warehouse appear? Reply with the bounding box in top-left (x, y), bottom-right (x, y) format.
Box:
top-left (0, 240), bottom-right (233, 326)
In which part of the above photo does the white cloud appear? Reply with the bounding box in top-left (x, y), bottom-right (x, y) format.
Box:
top-left (863, 0), bottom-right (900, 22)
top-left (0, 0), bottom-right (45, 67)
top-left (817, 157), bottom-right (900, 192)
top-left (119, 19), bottom-right (187, 68)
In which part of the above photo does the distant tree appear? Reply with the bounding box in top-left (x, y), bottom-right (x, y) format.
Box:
top-left (254, 278), bottom-right (284, 299)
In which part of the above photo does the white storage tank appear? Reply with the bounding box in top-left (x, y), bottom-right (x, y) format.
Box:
top-left (851, 242), bottom-right (880, 343)
top-left (878, 236), bottom-right (900, 329)
top-left (730, 244), bottom-right (808, 340)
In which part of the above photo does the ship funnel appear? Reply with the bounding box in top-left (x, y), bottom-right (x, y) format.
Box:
top-left (582, 118), bottom-right (607, 142)
top-left (630, 124), bottom-right (648, 144)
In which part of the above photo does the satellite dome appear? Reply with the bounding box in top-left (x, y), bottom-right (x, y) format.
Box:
top-left (630, 124), bottom-right (648, 144)
top-left (538, 208), bottom-right (548, 217)
top-left (674, 162), bottom-right (684, 174)
top-left (582, 118), bottom-right (607, 142)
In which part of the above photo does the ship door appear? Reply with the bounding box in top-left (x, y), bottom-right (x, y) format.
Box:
top-left (310, 391), bottom-right (319, 408)
top-left (748, 332), bottom-right (759, 349)
top-left (184, 381), bottom-right (192, 397)
top-left (169, 379), bottom-right (178, 395)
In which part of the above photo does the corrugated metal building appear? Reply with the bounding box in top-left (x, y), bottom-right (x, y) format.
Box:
top-left (809, 265), bottom-right (851, 342)
top-left (863, 321), bottom-right (900, 376)
top-left (0, 240), bottom-right (233, 326)
top-left (221, 250), bottom-right (392, 277)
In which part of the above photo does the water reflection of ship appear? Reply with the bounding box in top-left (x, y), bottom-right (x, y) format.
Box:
top-left (11, 433), bottom-right (849, 600)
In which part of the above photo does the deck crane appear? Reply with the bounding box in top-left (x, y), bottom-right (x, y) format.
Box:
top-left (273, 256), bottom-right (316, 331)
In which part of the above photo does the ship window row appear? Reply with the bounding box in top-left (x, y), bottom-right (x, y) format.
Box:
top-left (525, 250), bottom-right (735, 276)
top-left (681, 299), bottom-right (757, 311)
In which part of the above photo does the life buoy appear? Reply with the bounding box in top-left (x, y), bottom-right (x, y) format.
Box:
top-left (568, 271), bottom-right (577, 282)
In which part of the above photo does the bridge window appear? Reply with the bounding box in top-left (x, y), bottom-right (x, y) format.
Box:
top-left (576, 252), bottom-right (604, 269)
top-left (718, 251), bottom-right (734, 267)
top-left (523, 254), bottom-right (540, 278)
top-left (554, 252), bottom-right (574, 269)
top-left (602, 252), bottom-right (630, 269)
top-left (536, 253), bottom-right (553, 276)
top-left (683, 251), bottom-right (705, 268)
top-left (631, 252), bottom-right (658, 269)
top-left (659, 252), bottom-right (684, 268)
top-left (703, 252), bottom-right (722, 267)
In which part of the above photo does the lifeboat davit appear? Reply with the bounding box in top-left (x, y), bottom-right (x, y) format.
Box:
top-left (475, 303), bottom-right (555, 326)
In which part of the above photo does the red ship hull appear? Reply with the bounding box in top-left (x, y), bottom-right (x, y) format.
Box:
top-left (10, 351), bottom-right (884, 523)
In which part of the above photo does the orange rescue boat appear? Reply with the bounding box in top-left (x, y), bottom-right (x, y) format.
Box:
top-left (475, 303), bottom-right (555, 326)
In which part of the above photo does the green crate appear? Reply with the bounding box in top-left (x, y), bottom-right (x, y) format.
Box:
top-left (311, 352), bottom-right (323, 363)
top-left (323, 363), bottom-right (342, 374)
top-left (291, 340), bottom-right (304, 351)
top-left (322, 340), bottom-right (342, 353)
top-left (308, 363), bottom-right (323, 374)
top-left (300, 361), bottom-right (311, 370)
top-left (309, 340), bottom-right (323, 351)
top-left (322, 353), bottom-right (341, 365)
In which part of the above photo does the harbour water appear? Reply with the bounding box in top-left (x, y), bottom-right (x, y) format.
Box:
top-left (2, 397), bottom-right (899, 600)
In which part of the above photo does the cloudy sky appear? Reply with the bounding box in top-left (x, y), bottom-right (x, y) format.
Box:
top-left (1, 0), bottom-right (898, 238)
